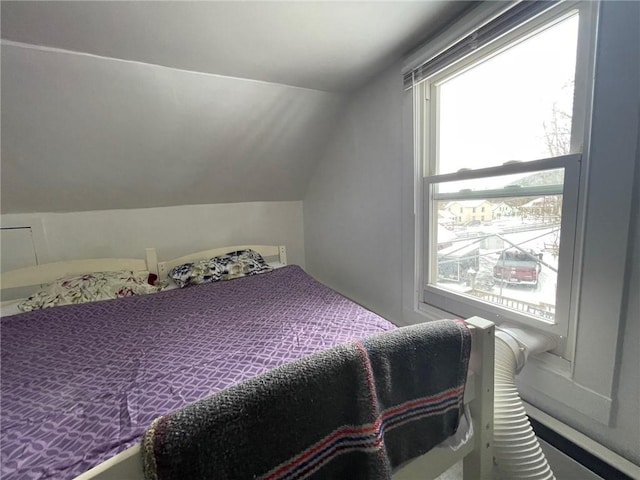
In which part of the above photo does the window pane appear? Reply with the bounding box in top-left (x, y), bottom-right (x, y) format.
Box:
top-left (432, 195), bottom-right (562, 323)
top-left (436, 13), bottom-right (579, 174)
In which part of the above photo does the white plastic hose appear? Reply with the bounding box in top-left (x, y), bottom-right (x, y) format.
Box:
top-left (494, 329), bottom-right (555, 480)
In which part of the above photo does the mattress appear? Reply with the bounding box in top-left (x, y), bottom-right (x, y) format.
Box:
top-left (0, 265), bottom-right (395, 480)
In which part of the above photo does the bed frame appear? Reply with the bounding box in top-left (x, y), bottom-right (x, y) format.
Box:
top-left (0, 247), bottom-right (494, 480)
top-left (75, 316), bottom-right (494, 480)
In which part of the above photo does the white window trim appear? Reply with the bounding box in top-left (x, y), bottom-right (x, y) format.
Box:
top-left (420, 2), bottom-right (589, 344)
top-left (401, 0), bottom-right (637, 425)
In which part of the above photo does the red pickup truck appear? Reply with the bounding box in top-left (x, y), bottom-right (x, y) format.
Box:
top-left (493, 250), bottom-right (541, 286)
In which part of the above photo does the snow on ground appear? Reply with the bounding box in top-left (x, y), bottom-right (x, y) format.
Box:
top-left (437, 218), bottom-right (561, 315)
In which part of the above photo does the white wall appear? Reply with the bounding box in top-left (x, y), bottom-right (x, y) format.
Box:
top-left (1, 42), bottom-right (343, 213)
top-left (538, 191), bottom-right (639, 465)
top-left (304, 63), bottom-right (403, 323)
top-left (1, 201), bottom-right (305, 268)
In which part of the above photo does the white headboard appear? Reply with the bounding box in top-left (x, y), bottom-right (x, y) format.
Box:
top-left (1, 248), bottom-right (158, 291)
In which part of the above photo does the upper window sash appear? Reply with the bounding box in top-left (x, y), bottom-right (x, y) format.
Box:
top-left (423, 3), bottom-right (587, 178)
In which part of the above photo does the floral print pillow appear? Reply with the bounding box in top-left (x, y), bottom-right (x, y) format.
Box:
top-left (168, 259), bottom-right (223, 288)
top-left (18, 271), bottom-right (160, 312)
top-left (169, 249), bottom-right (273, 288)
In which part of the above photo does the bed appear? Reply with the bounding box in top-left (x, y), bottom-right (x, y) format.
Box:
top-left (0, 245), bottom-right (494, 480)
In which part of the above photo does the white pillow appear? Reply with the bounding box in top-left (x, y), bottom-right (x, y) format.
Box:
top-left (18, 270), bottom-right (160, 312)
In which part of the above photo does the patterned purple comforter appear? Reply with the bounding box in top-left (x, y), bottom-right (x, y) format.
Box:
top-left (0, 266), bottom-right (395, 480)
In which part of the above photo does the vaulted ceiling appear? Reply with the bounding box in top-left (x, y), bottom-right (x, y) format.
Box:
top-left (1, 1), bottom-right (473, 213)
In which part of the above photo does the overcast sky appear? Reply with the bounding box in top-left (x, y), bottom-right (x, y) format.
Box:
top-left (438, 12), bottom-right (579, 177)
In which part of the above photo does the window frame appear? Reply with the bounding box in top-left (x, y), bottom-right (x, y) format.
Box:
top-left (416, 3), bottom-right (590, 350)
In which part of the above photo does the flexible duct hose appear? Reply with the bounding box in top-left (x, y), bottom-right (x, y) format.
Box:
top-left (494, 334), bottom-right (555, 479)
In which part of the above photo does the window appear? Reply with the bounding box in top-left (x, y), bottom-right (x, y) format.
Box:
top-left (404, 0), bottom-right (638, 427)
top-left (413, 2), bottom-right (593, 342)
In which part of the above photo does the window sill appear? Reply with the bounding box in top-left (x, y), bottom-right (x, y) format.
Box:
top-left (401, 304), bottom-right (613, 425)
top-left (517, 355), bottom-right (613, 425)
top-left (399, 303), bottom-right (454, 326)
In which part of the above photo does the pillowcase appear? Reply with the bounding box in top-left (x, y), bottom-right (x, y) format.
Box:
top-left (18, 270), bottom-right (160, 312)
top-left (168, 259), bottom-right (223, 289)
top-left (169, 249), bottom-right (273, 288)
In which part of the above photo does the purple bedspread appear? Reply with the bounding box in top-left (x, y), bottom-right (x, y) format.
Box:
top-left (0, 266), bottom-right (395, 480)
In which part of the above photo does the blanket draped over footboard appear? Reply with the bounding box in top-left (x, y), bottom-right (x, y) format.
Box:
top-left (141, 319), bottom-right (471, 480)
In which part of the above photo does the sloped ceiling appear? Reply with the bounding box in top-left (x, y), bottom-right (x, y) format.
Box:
top-left (0, 1), bottom-right (472, 214)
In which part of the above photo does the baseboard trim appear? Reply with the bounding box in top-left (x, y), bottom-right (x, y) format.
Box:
top-left (525, 402), bottom-right (640, 480)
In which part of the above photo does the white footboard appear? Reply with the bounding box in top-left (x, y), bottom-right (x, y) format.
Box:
top-left (75, 317), bottom-right (495, 480)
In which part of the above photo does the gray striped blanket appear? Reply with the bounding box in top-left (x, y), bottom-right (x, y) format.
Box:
top-left (141, 319), bottom-right (471, 480)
